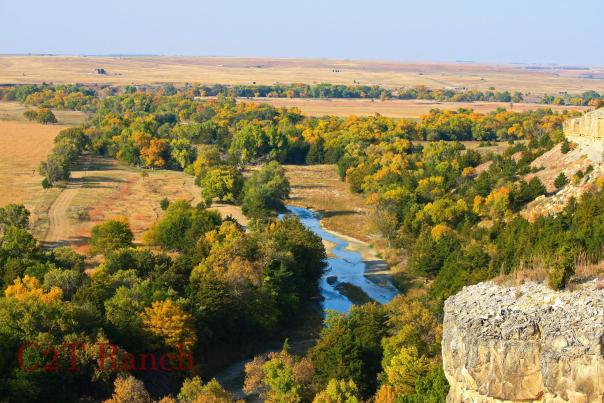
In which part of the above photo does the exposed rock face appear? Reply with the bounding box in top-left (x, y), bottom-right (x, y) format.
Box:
top-left (442, 281), bottom-right (604, 402)
top-left (564, 109), bottom-right (604, 139)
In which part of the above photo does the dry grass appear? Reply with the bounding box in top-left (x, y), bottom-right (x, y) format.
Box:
top-left (0, 102), bottom-right (88, 238)
top-left (0, 101), bottom-right (88, 126)
top-left (238, 97), bottom-right (586, 119)
top-left (284, 164), bottom-right (396, 270)
top-left (0, 120), bottom-right (67, 237)
top-left (284, 164), bottom-right (372, 243)
top-left (2, 56), bottom-right (604, 95)
top-left (46, 155), bottom-right (203, 253)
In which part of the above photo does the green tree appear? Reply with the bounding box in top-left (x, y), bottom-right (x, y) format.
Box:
top-left (242, 162), bottom-right (290, 219)
top-left (201, 166), bottom-right (244, 203)
top-left (313, 379), bottom-right (361, 403)
top-left (554, 172), bottom-right (568, 189)
top-left (89, 217), bottom-right (134, 256)
top-left (548, 246), bottom-right (575, 290)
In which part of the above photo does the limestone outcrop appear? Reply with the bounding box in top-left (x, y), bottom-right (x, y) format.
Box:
top-left (442, 280), bottom-right (604, 402)
top-left (564, 108), bottom-right (604, 139)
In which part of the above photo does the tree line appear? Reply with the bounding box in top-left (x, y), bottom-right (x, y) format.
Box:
top-left (2, 83), bottom-right (603, 110)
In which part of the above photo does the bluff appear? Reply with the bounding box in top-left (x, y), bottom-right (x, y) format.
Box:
top-left (442, 280), bottom-right (604, 402)
top-left (564, 108), bottom-right (604, 139)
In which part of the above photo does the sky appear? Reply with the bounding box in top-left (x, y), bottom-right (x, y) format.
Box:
top-left (1, 0), bottom-right (603, 65)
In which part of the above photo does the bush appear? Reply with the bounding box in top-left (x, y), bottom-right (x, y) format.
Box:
top-left (23, 109), bottom-right (38, 121)
top-left (23, 108), bottom-right (57, 124)
top-left (36, 108), bottom-right (57, 124)
top-left (560, 138), bottom-right (570, 154)
top-left (548, 247), bottom-right (575, 290)
top-left (160, 197), bottom-right (170, 210)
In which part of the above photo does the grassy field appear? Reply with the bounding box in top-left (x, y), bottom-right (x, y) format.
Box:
top-left (1, 56), bottom-right (603, 94)
top-left (0, 120), bottom-right (66, 238)
top-left (238, 97), bottom-right (586, 118)
top-left (44, 155), bottom-right (203, 252)
top-left (0, 102), bottom-right (88, 238)
top-left (284, 165), bottom-right (373, 243)
top-left (0, 101), bottom-right (88, 125)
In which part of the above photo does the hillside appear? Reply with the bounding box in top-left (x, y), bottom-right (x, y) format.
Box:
top-left (523, 110), bottom-right (604, 220)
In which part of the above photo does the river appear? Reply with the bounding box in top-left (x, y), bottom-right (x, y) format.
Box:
top-left (283, 205), bottom-right (398, 313)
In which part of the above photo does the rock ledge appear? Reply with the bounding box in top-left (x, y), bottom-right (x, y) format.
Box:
top-left (442, 280), bottom-right (604, 402)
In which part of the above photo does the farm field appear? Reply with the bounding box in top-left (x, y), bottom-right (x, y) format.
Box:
top-left (236, 97), bottom-right (587, 118)
top-left (1, 56), bottom-right (604, 94)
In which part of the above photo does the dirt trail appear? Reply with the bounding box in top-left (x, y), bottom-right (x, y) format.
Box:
top-left (44, 156), bottom-right (91, 246)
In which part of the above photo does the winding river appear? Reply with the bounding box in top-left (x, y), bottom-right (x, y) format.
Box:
top-left (284, 205), bottom-right (399, 313)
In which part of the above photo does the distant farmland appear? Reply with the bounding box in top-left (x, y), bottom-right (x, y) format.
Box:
top-left (1, 55), bottom-right (604, 95)
top-left (233, 97), bottom-right (587, 118)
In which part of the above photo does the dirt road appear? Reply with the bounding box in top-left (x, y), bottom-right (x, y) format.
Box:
top-left (44, 156), bottom-right (90, 247)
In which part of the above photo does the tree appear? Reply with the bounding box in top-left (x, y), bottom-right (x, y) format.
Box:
top-left (23, 108), bottom-right (57, 124)
top-left (170, 138), bottom-right (196, 169)
top-left (141, 138), bottom-right (169, 168)
top-left (313, 379), bottom-right (361, 403)
top-left (160, 197), bottom-right (170, 210)
top-left (381, 346), bottom-right (430, 395)
top-left (547, 246), bottom-right (575, 290)
top-left (23, 109), bottom-right (38, 121)
top-left (229, 123), bottom-right (269, 163)
top-left (36, 108), bottom-right (58, 124)
top-left (554, 172), bottom-right (568, 189)
top-left (143, 200), bottom-right (221, 251)
top-left (178, 377), bottom-right (233, 403)
top-left (309, 312), bottom-right (365, 393)
top-left (140, 299), bottom-right (197, 349)
top-left (104, 375), bottom-right (151, 403)
top-left (89, 217), bottom-right (134, 256)
top-left (0, 204), bottom-right (30, 230)
top-left (244, 348), bottom-right (314, 403)
top-left (201, 166), bottom-right (244, 203)
top-left (560, 138), bottom-right (571, 154)
top-left (242, 162), bottom-right (290, 219)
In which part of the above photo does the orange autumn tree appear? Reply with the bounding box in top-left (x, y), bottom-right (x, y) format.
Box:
top-left (141, 138), bottom-right (169, 168)
top-left (140, 299), bottom-right (197, 350)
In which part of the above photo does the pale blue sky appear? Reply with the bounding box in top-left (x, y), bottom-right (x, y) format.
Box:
top-left (1, 0), bottom-right (602, 65)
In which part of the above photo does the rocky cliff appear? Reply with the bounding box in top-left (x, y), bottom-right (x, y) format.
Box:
top-left (564, 109), bottom-right (604, 139)
top-left (442, 280), bottom-right (604, 402)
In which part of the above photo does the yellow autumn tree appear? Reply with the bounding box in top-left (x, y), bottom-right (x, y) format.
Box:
top-left (383, 347), bottom-right (430, 395)
top-left (104, 375), bottom-right (151, 403)
top-left (140, 300), bottom-right (197, 350)
top-left (5, 275), bottom-right (62, 303)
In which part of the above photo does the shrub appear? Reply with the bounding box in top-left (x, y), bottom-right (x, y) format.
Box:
top-left (23, 109), bottom-right (38, 121)
top-left (560, 138), bottom-right (570, 154)
top-left (548, 247), bottom-right (575, 290)
top-left (160, 197), bottom-right (170, 210)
